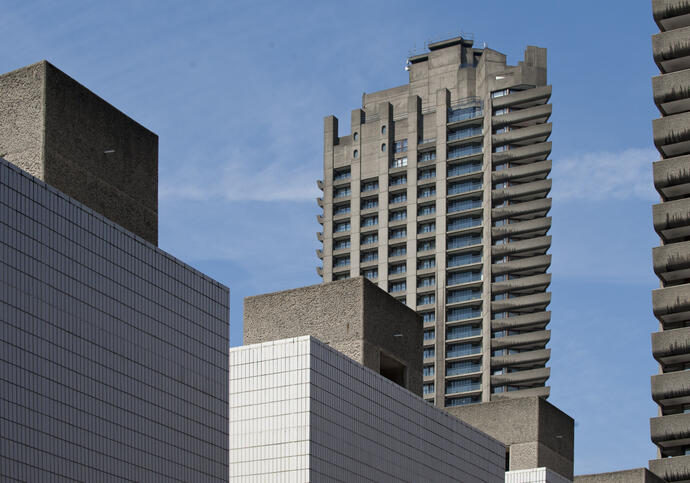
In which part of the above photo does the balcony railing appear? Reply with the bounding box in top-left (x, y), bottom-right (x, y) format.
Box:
top-left (447, 234), bottom-right (482, 250)
top-left (447, 253), bottom-right (482, 268)
top-left (448, 161), bottom-right (482, 177)
top-left (446, 343), bottom-right (481, 358)
top-left (446, 325), bottom-right (481, 340)
top-left (448, 106), bottom-right (483, 123)
top-left (448, 216), bottom-right (481, 231)
top-left (448, 144), bottom-right (482, 159)
top-left (448, 126), bottom-right (483, 142)
top-left (447, 271), bottom-right (481, 286)
top-left (447, 307), bottom-right (482, 322)
top-left (446, 380), bottom-right (481, 394)
top-left (447, 289), bottom-right (482, 304)
top-left (446, 360), bottom-right (481, 376)
top-left (448, 198), bottom-right (482, 213)
top-left (448, 179), bottom-right (482, 195)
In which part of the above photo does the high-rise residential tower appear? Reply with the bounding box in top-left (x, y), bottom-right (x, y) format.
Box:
top-left (316, 37), bottom-right (553, 408)
top-left (649, 1), bottom-right (690, 481)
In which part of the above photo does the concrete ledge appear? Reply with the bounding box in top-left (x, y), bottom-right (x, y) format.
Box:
top-left (491, 348), bottom-right (551, 368)
top-left (653, 0), bottom-right (690, 31)
top-left (492, 142), bottom-right (551, 165)
top-left (492, 217), bottom-right (551, 239)
top-left (492, 237), bottom-right (551, 257)
top-left (492, 160), bottom-right (552, 183)
top-left (492, 386), bottom-right (550, 400)
top-left (492, 86), bottom-right (552, 109)
top-left (492, 123), bottom-right (552, 146)
top-left (651, 411), bottom-right (690, 445)
top-left (492, 104), bottom-right (552, 128)
top-left (492, 273), bottom-right (551, 294)
top-left (653, 283), bottom-right (690, 324)
top-left (652, 369), bottom-right (690, 406)
top-left (653, 197), bottom-right (690, 242)
top-left (653, 70), bottom-right (690, 115)
top-left (491, 329), bottom-right (551, 350)
top-left (653, 241), bottom-right (690, 282)
top-left (491, 292), bottom-right (551, 313)
top-left (575, 467), bottom-right (666, 483)
top-left (653, 25), bottom-right (690, 73)
top-left (650, 453), bottom-right (690, 482)
top-left (492, 179), bottom-right (551, 203)
top-left (653, 111), bottom-right (690, 158)
top-left (653, 326), bottom-right (690, 366)
top-left (492, 311), bottom-right (551, 331)
top-left (491, 367), bottom-right (549, 386)
top-left (654, 155), bottom-right (690, 199)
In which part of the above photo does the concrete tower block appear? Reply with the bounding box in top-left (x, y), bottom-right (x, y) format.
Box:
top-left (0, 61), bottom-right (158, 244)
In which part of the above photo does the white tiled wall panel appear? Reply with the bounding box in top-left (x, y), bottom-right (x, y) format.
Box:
top-left (229, 336), bottom-right (505, 482)
top-left (506, 467), bottom-right (572, 483)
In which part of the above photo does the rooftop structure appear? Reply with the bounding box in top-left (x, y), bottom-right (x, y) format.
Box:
top-left (243, 277), bottom-right (423, 395)
top-left (316, 36), bottom-right (553, 408)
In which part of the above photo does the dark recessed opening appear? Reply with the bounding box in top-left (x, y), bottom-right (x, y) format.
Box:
top-left (380, 352), bottom-right (406, 388)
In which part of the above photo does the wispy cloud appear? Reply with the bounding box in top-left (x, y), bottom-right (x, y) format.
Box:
top-left (553, 148), bottom-right (658, 202)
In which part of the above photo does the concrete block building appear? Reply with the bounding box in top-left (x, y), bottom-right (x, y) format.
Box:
top-left (649, 1), bottom-right (690, 481)
top-left (229, 336), bottom-right (506, 482)
top-left (0, 63), bottom-right (229, 481)
top-left (316, 36), bottom-right (553, 408)
top-left (244, 277), bottom-right (423, 395)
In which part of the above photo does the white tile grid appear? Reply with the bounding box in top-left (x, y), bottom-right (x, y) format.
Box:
top-left (229, 338), bottom-right (312, 481)
top-left (505, 467), bottom-right (572, 483)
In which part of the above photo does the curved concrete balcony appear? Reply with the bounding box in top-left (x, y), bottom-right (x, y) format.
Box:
top-left (654, 155), bottom-right (690, 199)
top-left (492, 236), bottom-right (551, 258)
top-left (650, 454), bottom-right (690, 483)
top-left (492, 104), bottom-right (552, 128)
top-left (491, 329), bottom-right (550, 350)
top-left (492, 311), bottom-right (551, 331)
top-left (316, 266), bottom-right (323, 277)
top-left (653, 0), bottom-right (690, 31)
top-left (653, 26), bottom-right (690, 73)
top-left (653, 284), bottom-right (690, 326)
top-left (316, 214), bottom-right (324, 224)
top-left (653, 327), bottom-right (690, 366)
top-left (492, 123), bottom-right (552, 147)
top-left (653, 111), bottom-right (690, 158)
top-left (492, 85), bottom-right (552, 109)
top-left (492, 217), bottom-right (551, 239)
top-left (653, 70), bottom-right (690, 115)
top-left (652, 370), bottom-right (690, 407)
top-left (651, 412), bottom-right (690, 447)
top-left (653, 197), bottom-right (690, 242)
top-left (492, 179), bottom-right (551, 203)
top-left (491, 348), bottom-right (551, 368)
top-left (317, 179), bottom-right (324, 190)
top-left (492, 254), bottom-right (552, 276)
top-left (492, 142), bottom-right (551, 165)
top-left (492, 199), bottom-right (552, 221)
top-left (492, 160), bottom-right (551, 183)
top-left (317, 197), bottom-right (323, 207)
top-left (654, 241), bottom-right (690, 282)
top-left (491, 367), bottom-right (550, 386)
top-left (316, 249), bottom-right (323, 259)
top-left (316, 231), bottom-right (324, 242)
top-left (491, 385), bottom-right (550, 400)
top-left (491, 293), bottom-right (551, 313)
top-left (492, 273), bottom-right (551, 295)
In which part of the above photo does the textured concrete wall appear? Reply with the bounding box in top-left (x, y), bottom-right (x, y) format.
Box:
top-left (446, 397), bottom-right (574, 480)
top-left (0, 62), bottom-right (45, 178)
top-left (0, 61), bottom-right (158, 245)
top-left (244, 277), bottom-right (423, 394)
top-left (0, 159), bottom-right (228, 481)
top-left (229, 337), bottom-right (506, 482)
top-left (575, 468), bottom-right (666, 483)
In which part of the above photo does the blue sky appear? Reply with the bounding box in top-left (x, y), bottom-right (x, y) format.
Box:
top-left (2, 0), bottom-right (661, 475)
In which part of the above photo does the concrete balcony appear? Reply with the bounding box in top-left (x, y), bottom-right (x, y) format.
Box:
top-left (492, 274), bottom-right (551, 295)
top-left (492, 311), bottom-right (551, 331)
top-left (491, 331), bottom-right (551, 352)
top-left (317, 197), bottom-right (323, 207)
top-left (653, 0), bottom-right (690, 31)
top-left (316, 266), bottom-right (323, 277)
top-left (651, 412), bottom-right (690, 447)
top-left (492, 199), bottom-right (552, 221)
top-left (491, 367), bottom-right (550, 386)
top-left (491, 160), bottom-right (551, 183)
top-left (492, 236), bottom-right (551, 258)
top-left (652, 370), bottom-right (690, 407)
top-left (316, 214), bottom-right (324, 224)
top-left (653, 111), bottom-right (690, 158)
top-left (316, 231), bottom-right (323, 242)
top-left (317, 179), bottom-right (324, 190)
top-left (492, 385), bottom-right (550, 400)
top-left (654, 241), bottom-right (690, 282)
top-left (491, 292), bottom-right (551, 313)
top-left (654, 154), bottom-right (690, 199)
top-left (492, 85), bottom-right (552, 109)
top-left (653, 69), bottom-right (690, 115)
top-left (653, 197), bottom-right (690, 242)
top-left (491, 348), bottom-right (551, 368)
top-left (492, 179), bottom-right (551, 203)
top-left (492, 217), bottom-right (551, 239)
top-left (653, 284), bottom-right (690, 325)
top-left (653, 26), bottom-right (690, 73)
top-left (653, 327), bottom-right (690, 366)
top-left (492, 142), bottom-right (551, 165)
top-left (316, 249), bottom-right (323, 259)
top-left (492, 123), bottom-right (552, 147)
top-left (492, 255), bottom-right (552, 276)
top-left (492, 104), bottom-right (552, 128)
top-left (650, 453), bottom-right (690, 483)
